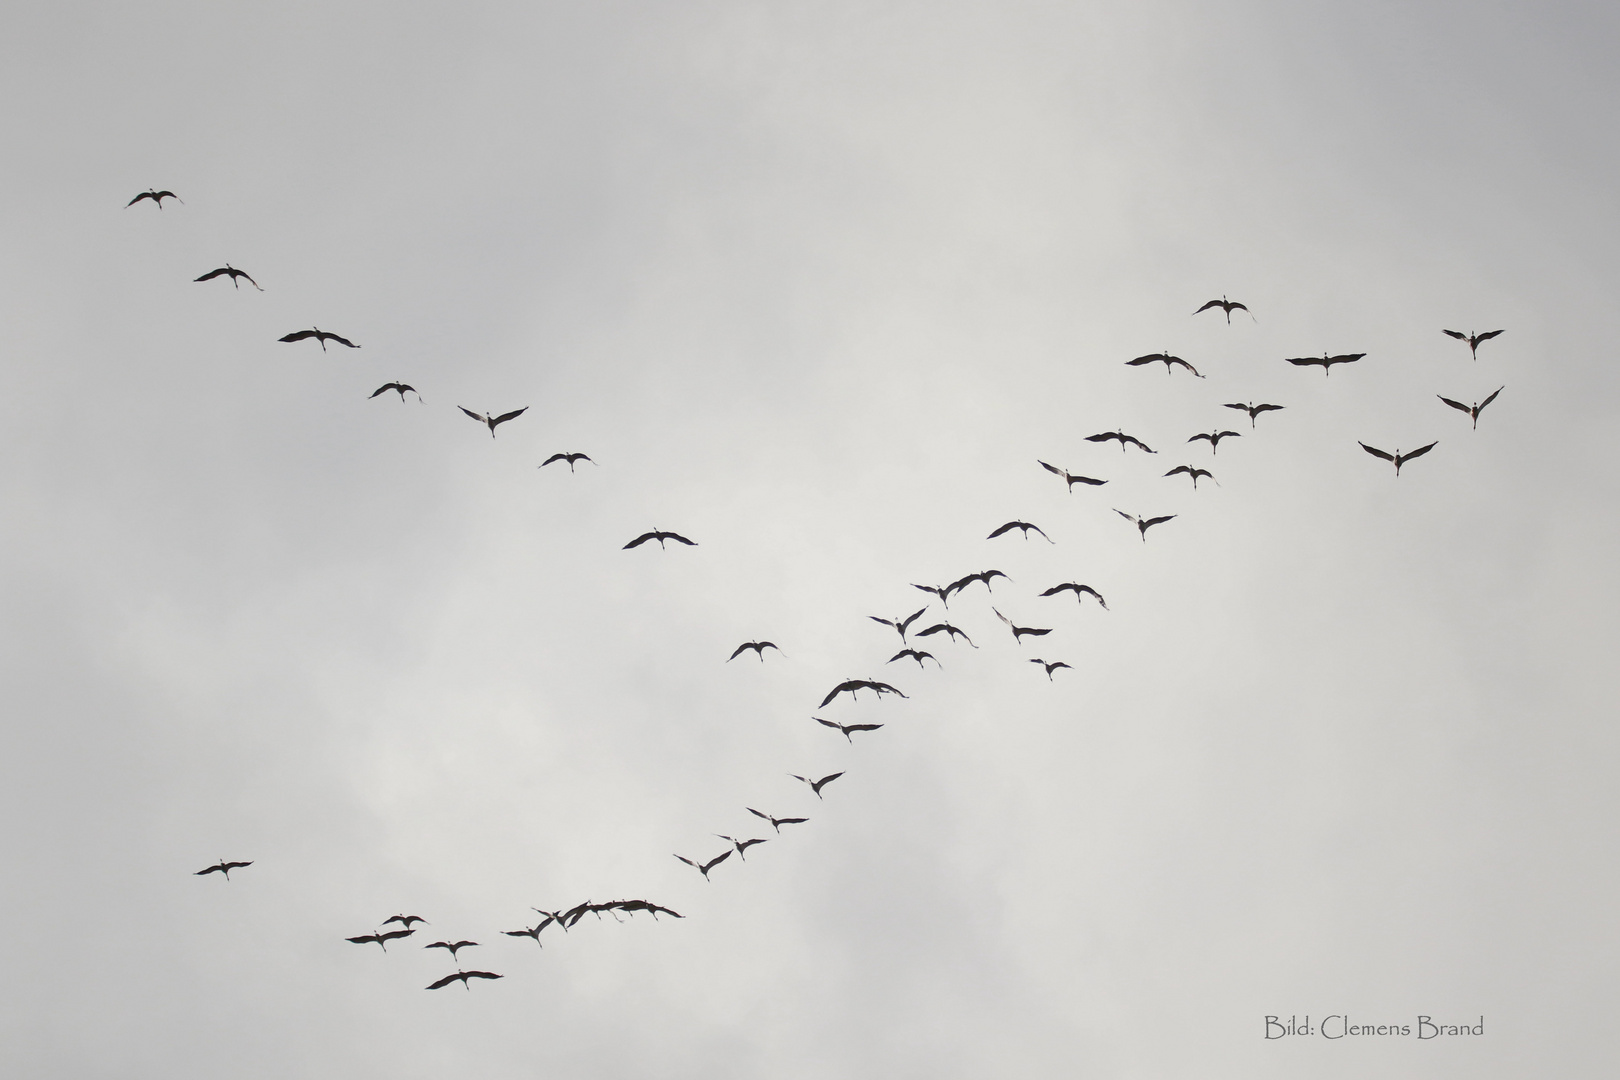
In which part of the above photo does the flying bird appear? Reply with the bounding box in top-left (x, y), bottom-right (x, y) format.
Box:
top-left (1442, 329), bottom-right (1504, 359)
top-left (279, 327), bottom-right (359, 351)
top-left (425, 970), bottom-right (502, 992)
top-left (126, 189), bottom-right (182, 209)
top-left (714, 835), bottom-right (769, 860)
top-left (624, 529), bottom-right (697, 550)
top-left (194, 264), bottom-right (261, 290)
top-left (673, 851), bottom-right (732, 881)
top-left (813, 717), bottom-right (884, 743)
top-left (747, 807), bottom-right (810, 831)
top-left (1284, 352), bottom-right (1363, 376)
top-left (369, 382), bottom-right (421, 402)
top-left (945, 569), bottom-right (1011, 600)
top-left (1194, 295), bottom-right (1252, 323)
top-left (1086, 430), bottom-right (1155, 454)
top-left (1038, 461), bottom-right (1108, 491)
top-left (728, 640), bottom-right (783, 662)
top-left (1188, 430), bottom-right (1241, 454)
top-left (1438, 387), bottom-right (1503, 429)
top-left (818, 679), bottom-right (907, 708)
top-left (1029, 659), bottom-right (1073, 680)
top-left (992, 608), bottom-right (1052, 644)
top-left (1039, 582), bottom-right (1108, 609)
top-left (346, 928), bottom-right (416, 951)
top-left (382, 914), bottom-right (428, 929)
top-left (1357, 441), bottom-right (1438, 476)
top-left (502, 922), bottom-right (553, 946)
top-left (888, 648), bottom-right (941, 668)
top-left (988, 520), bottom-right (1054, 543)
top-left (1223, 402), bottom-right (1284, 428)
top-left (868, 607), bottom-right (929, 641)
top-left (539, 452), bottom-right (595, 472)
top-left (424, 940), bottom-right (479, 961)
top-left (791, 772), bottom-right (844, 799)
top-left (1126, 352), bottom-right (1203, 377)
top-left (1114, 510), bottom-right (1177, 541)
top-left (913, 623), bottom-right (977, 648)
top-left (911, 583), bottom-right (953, 607)
top-left (1164, 465), bottom-right (1216, 489)
top-left (194, 859), bottom-right (252, 880)
top-left (458, 406), bottom-right (527, 437)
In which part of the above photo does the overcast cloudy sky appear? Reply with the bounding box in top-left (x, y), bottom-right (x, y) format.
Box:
top-left (2, 2), bottom-right (1616, 1077)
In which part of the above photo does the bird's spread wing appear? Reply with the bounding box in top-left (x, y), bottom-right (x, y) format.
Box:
top-left (425, 974), bottom-right (465, 990)
top-left (1084, 432), bottom-right (1116, 443)
top-left (369, 385), bottom-right (396, 398)
top-left (194, 268), bottom-right (228, 282)
top-left (1359, 442), bottom-right (1394, 461)
top-left (1480, 387), bottom-right (1504, 409)
top-left (464, 971), bottom-right (503, 981)
top-left (1401, 442), bottom-right (1438, 462)
top-left (540, 453), bottom-right (568, 467)
top-left (623, 533), bottom-right (656, 550)
top-left (1476, 330), bottom-right (1504, 343)
top-left (1039, 460), bottom-right (1064, 476)
top-left (323, 333), bottom-right (359, 348)
top-left (673, 855), bottom-right (697, 868)
top-left (1124, 436), bottom-right (1154, 452)
top-left (279, 330), bottom-right (316, 342)
top-left (1165, 466), bottom-right (1191, 477)
top-left (668, 533), bottom-right (697, 546)
top-left (899, 607), bottom-right (928, 631)
top-left (1193, 300), bottom-right (1222, 313)
top-left (492, 408), bottom-right (527, 425)
top-left (1441, 329), bottom-right (1466, 340)
top-left (1114, 510), bottom-right (1136, 522)
top-left (458, 407), bottom-right (487, 423)
top-left (1144, 516), bottom-right (1176, 528)
top-left (1169, 357), bottom-right (1202, 376)
top-left (1329, 353), bottom-right (1365, 364)
top-left (1255, 404), bottom-right (1283, 413)
top-left (1438, 395), bottom-right (1470, 413)
top-left (1125, 355), bottom-right (1160, 366)
top-left (987, 522), bottom-right (1018, 539)
top-left (379, 929), bottom-right (414, 941)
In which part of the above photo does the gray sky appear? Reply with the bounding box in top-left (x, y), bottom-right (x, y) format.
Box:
top-left (2, 2), bottom-right (1616, 1077)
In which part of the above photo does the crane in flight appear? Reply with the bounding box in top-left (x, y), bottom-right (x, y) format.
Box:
top-left (814, 717), bottom-right (884, 743)
top-left (1437, 387), bottom-right (1503, 428)
top-left (126, 189), bottom-right (182, 208)
top-left (624, 529), bottom-right (697, 550)
top-left (673, 851), bottom-right (732, 881)
top-left (346, 928), bottom-right (416, 951)
top-left (369, 382), bottom-right (421, 402)
top-left (1442, 328), bottom-right (1504, 359)
top-left (502, 923), bottom-right (552, 947)
top-left (459, 406), bottom-right (527, 437)
top-left (1164, 465), bottom-right (1216, 489)
top-left (279, 327), bottom-right (359, 351)
top-left (992, 608), bottom-right (1052, 644)
top-left (728, 641), bottom-right (783, 662)
top-left (914, 622), bottom-right (977, 648)
top-left (382, 914), bottom-right (428, 929)
top-left (1126, 352), bottom-right (1203, 378)
top-left (818, 679), bottom-right (906, 708)
top-left (714, 835), bottom-right (770, 860)
top-left (945, 569), bottom-right (1010, 601)
top-left (1223, 402), bottom-right (1283, 428)
top-left (424, 940), bottom-right (479, 961)
top-left (195, 859), bottom-right (252, 881)
top-left (1039, 582), bottom-right (1107, 609)
top-left (1115, 510), bottom-right (1176, 541)
top-left (1358, 441), bottom-right (1437, 476)
top-left (868, 608), bottom-right (929, 642)
top-left (988, 520), bottom-right (1054, 543)
top-left (540, 452), bottom-right (595, 472)
top-left (1188, 430), bottom-right (1241, 454)
top-left (1086, 430), bottom-right (1155, 453)
top-left (194, 264), bottom-right (262, 290)
top-left (426, 970), bottom-right (502, 992)
top-left (888, 648), bottom-right (941, 668)
top-left (1038, 460), bottom-right (1107, 491)
top-left (1194, 295), bottom-right (1252, 323)
top-left (791, 772), bottom-right (844, 799)
top-left (1285, 352), bottom-right (1363, 376)
top-left (1029, 659), bottom-right (1073, 681)
top-left (748, 807), bottom-right (810, 831)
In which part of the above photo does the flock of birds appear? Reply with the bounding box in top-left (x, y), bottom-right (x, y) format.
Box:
top-left (144, 187), bottom-right (1510, 993)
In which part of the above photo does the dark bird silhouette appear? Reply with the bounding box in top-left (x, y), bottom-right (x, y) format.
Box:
top-left (1223, 401), bottom-right (1284, 428)
top-left (458, 406), bottom-right (527, 437)
top-left (426, 970), bottom-right (502, 992)
top-left (889, 648), bottom-right (941, 668)
top-left (747, 807), bottom-right (810, 831)
top-left (1029, 659), bottom-right (1072, 680)
top-left (369, 382), bottom-right (421, 402)
top-left (911, 583), bottom-right (953, 607)
top-left (673, 851), bottom-right (732, 881)
top-left (382, 914), bottom-right (428, 929)
top-left (1442, 329), bottom-right (1504, 359)
top-left (945, 569), bottom-right (1011, 601)
top-left (1126, 352), bottom-right (1203, 377)
top-left (1164, 465), bottom-right (1216, 489)
top-left (714, 835), bottom-right (769, 860)
top-left (1284, 351), bottom-right (1363, 376)
top-left (1358, 441), bottom-right (1438, 476)
top-left (194, 264), bottom-right (261, 290)
top-left (818, 679), bottom-right (907, 708)
top-left (1194, 295), bottom-right (1252, 323)
top-left (424, 940), bottom-right (479, 961)
top-left (1438, 387), bottom-right (1503, 429)
top-left (346, 928), bottom-right (416, 951)
top-left (279, 327), bottom-right (359, 351)
top-left (194, 859), bottom-right (252, 880)
top-left (868, 608), bottom-right (929, 642)
top-left (791, 772), bottom-right (844, 799)
top-left (502, 923), bottom-right (552, 946)
top-left (1038, 460), bottom-right (1108, 491)
top-left (992, 608), bottom-right (1052, 643)
top-left (609, 900), bottom-right (682, 919)
top-left (988, 520), bottom-right (1054, 543)
top-left (1086, 430), bottom-right (1155, 453)
top-left (539, 452), bottom-right (595, 472)
top-left (1040, 583), bottom-right (1108, 609)
top-left (624, 529), bottom-right (697, 550)
top-left (728, 640), bottom-right (783, 662)
top-left (126, 189), bottom-right (182, 209)
top-left (530, 907), bottom-right (569, 931)
top-left (1114, 510), bottom-right (1177, 541)
top-left (913, 623), bottom-right (977, 648)
top-left (813, 717), bottom-right (884, 743)
top-left (1188, 430), bottom-right (1241, 454)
